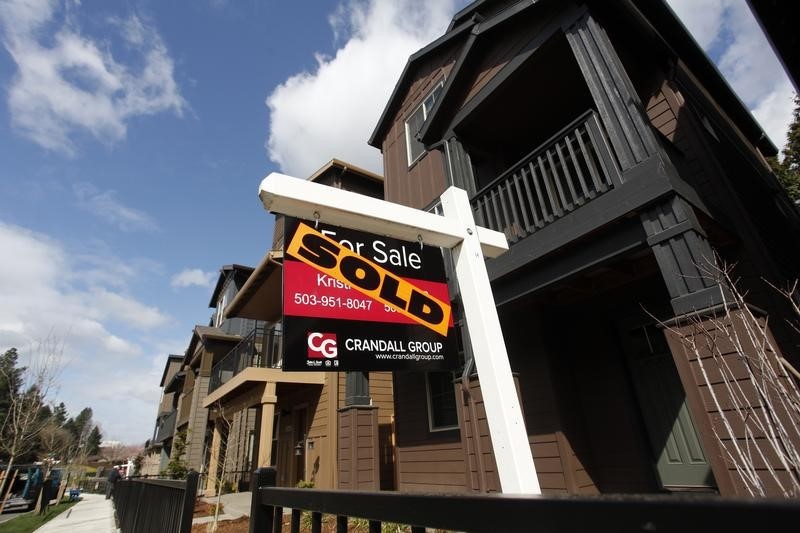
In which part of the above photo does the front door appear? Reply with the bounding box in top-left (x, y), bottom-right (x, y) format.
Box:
top-left (624, 324), bottom-right (715, 490)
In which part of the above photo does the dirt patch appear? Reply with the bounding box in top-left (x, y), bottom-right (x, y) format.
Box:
top-left (193, 499), bottom-right (224, 518)
top-left (190, 514), bottom-right (451, 533)
top-left (191, 516), bottom-right (249, 533)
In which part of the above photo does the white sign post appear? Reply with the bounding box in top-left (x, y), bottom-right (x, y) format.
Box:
top-left (259, 173), bottom-right (541, 494)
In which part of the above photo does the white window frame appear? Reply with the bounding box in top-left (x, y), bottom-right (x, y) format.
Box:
top-left (405, 80), bottom-right (444, 166)
top-left (425, 371), bottom-right (459, 432)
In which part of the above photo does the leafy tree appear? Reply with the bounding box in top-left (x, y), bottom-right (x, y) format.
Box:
top-left (769, 95), bottom-right (800, 202)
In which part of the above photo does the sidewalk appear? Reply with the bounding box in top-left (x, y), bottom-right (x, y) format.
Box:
top-left (193, 492), bottom-right (252, 525)
top-left (33, 493), bottom-right (117, 533)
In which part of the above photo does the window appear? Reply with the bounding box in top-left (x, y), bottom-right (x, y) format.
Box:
top-left (405, 81), bottom-right (444, 165)
top-left (426, 372), bottom-right (458, 431)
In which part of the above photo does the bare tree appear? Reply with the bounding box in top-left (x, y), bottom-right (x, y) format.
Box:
top-left (206, 403), bottom-right (232, 533)
top-left (0, 336), bottom-right (63, 500)
top-left (662, 265), bottom-right (800, 497)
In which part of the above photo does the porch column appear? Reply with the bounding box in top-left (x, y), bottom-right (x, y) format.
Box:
top-left (640, 194), bottom-right (729, 315)
top-left (565, 12), bottom-right (659, 170)
top-left (256, 382), bottom-right (277, 467)
top-left (204, 419), bottom-right (223, 495)
top-left (345, 372), bottom-right (370, 406)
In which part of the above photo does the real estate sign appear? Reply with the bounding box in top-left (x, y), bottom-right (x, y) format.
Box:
top-left (282, 216), bottom-right (458, 371)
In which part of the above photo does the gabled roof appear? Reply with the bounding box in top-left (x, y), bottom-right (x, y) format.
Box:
top-left (308, 158), bottom-right (384, 184)
top-left (159, 354), bottom-right (184, 387)
top-left (224, 250), bottom-right (283, 323)
top-left (367, 17), bottom-right (478, 148)
top-left (183, 325), bottom-right (241, 367)
top-left (369, 0), bottom-right (777, 156)
top-left (208, 264), bottom-right (254, 308)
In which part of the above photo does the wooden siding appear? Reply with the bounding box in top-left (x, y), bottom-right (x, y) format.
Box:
top-left (501, 308), bottom-right (597, 495)
top-left (463, 6), bottom-right (561, 105)
top-left (338, 407), bottom-right (380, 490)
top-left (393, 372), bottom-right (466, 492)
top-left (382, 46), bottom-right (459, 209)
top-left (396, 441), bottom-right (467, 492)
top-left (664, 309), bottom-right (800, 497)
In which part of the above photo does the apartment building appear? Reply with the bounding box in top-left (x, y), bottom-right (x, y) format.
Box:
top-left (367, 0), bottom-right (800, 496)
top-left (201, 159), bottom-right (397, 493)
top-left (141, 354), bottom-right (183, 476)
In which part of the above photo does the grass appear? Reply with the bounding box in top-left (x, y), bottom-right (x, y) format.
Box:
top-left (1, 500), bottom-right (79, 533)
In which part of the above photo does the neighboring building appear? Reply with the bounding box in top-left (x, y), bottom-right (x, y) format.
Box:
top-left (368, 0), bottom-right (800, 496)
top-left (174, 265), bottom-right (259, 474)
top-left (141, 354), bottom-right (184, 476)
top-left (202, 159), bottom-right (397, 493)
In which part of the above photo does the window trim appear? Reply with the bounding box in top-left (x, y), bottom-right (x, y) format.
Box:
top-left (405, 80), bottom-right (445, 166)
top-left (425, 371), bottom-right (459, 432)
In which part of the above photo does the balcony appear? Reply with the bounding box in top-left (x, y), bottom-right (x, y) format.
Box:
top-left (154, 409), bottom-right (177, 444)
top-left (209, 325), bottom-right (282, 393)
top-left (471, 110), bottom-right (620, 243)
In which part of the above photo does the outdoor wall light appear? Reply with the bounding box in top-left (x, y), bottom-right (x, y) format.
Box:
top-left (294, 441), bottom-right (304, 456)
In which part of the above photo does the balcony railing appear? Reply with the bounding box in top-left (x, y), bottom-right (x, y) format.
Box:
top-left (471, 110), bottom-right (620, 243)
top-left (153, 409), bottom-right (177, 444)
top-left (209, 325), bottom-right (283, 393)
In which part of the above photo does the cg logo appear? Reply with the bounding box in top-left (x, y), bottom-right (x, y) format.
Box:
top-left (307, 332), bottom-right (338, 359)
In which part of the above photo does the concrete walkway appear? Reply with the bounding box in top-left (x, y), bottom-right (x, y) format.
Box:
top-left (33, 493), bottom-right (117, 533)
top-left (193, 492), bottom-right (252, 525)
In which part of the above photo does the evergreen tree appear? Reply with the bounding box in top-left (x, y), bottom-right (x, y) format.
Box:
top-left (52, 402), bottom-right (68, 426)
top-left (769, 95), bottom-right (800, 202)
top-left (0, 348), bottom-right (24, 427)
top-left (86, 425), bottom-right (102, 456)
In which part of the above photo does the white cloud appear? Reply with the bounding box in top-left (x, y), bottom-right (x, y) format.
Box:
top-left (266, 0), bottom-right (458, 178)
top-left (73, 183), bottom-right (159, 232)
top-left (0, 221), bottom-right (173, 441)
top-left (171, 268), bottom-right (216, 289)
top-left (666, 0), bottom-right (795, 150)
top-left (0, 0), bottom-right (186, 155)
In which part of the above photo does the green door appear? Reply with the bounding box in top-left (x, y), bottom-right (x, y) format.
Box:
top-left (625, 325), bottom-right (715, 490)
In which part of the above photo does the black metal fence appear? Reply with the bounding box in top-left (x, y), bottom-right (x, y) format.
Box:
top-left (113, 471), bottom-right (199, 533)
top-left (248, 468), bottom-right (800, 533)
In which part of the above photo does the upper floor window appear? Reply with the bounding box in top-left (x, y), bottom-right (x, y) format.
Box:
top-left (406, 81), bottom-right (444, 165)
top-left (215, 279), bottom-right (236, 328)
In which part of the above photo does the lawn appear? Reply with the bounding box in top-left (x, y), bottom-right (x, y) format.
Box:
top-left (1, 500), bottom-right (79, 533)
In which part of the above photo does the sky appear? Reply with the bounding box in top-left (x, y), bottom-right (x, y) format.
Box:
top-left (0, 0), bottom-right (795, 445)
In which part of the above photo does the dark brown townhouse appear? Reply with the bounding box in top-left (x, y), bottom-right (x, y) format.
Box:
top-left (368, 0), bottom-right (800, 496)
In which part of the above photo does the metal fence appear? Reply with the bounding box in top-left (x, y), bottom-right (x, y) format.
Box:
top-left (113, 471), bottom-right (199, 533)
top-left (248, 467), bottom-right (800, 533)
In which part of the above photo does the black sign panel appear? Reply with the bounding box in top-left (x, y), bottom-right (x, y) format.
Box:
top-left (282, 217), bottom-right (458, 371)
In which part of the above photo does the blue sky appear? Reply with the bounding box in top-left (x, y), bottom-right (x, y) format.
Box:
top-left (0, 0), bottom-right (794, 444)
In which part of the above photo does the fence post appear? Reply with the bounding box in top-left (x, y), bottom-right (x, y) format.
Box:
top-left (249, 467), bottom-right (276, 533)
top-left (179, 471), bottom-right (200, 533)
